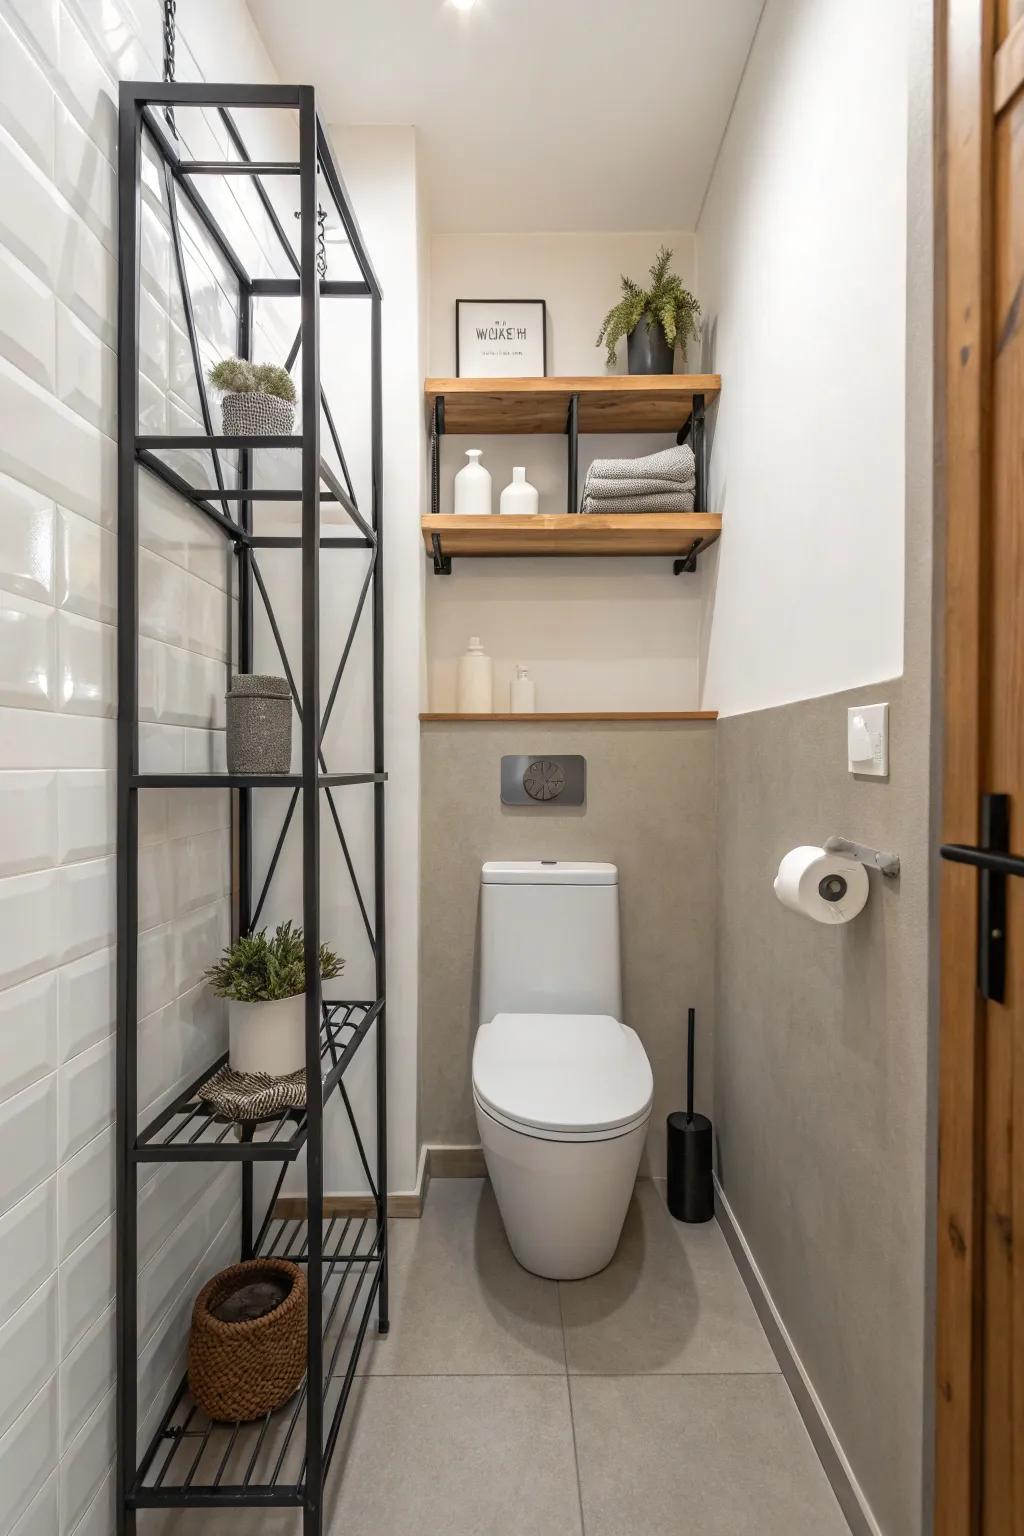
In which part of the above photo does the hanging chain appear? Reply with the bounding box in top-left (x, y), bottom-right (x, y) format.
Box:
top-left (162, 0), bottom-right (177, 137)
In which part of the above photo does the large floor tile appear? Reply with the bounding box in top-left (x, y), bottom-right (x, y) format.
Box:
top-left (355, 1179), bottom-right (565, 1375)
top-left (559, 1179), bottom-right (778, 1374)
top-left (571, 1374), bottom-right (849, 1535)
top-left (326, 1376), bottom-right (583, 1535)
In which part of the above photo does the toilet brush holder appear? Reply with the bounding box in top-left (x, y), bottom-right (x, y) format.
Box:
top-left (666, 1007), bottom-right (714, 1223)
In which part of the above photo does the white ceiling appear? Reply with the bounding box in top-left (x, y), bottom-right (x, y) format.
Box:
top-left (247, 0), bottom-right (764, 233)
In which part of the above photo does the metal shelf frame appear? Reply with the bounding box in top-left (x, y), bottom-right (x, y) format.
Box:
top-left (116, 81), bottom-right (386, 1535)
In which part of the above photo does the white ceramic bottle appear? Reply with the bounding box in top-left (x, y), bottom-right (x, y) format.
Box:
top-left (509, 664), bottom-right (536, 714)
top-left (456, 636), bottom-right (493, 713)
top-left (499, 466), bottom-right (539, 515)
top-left (454, 449), bottom-right (492, 516)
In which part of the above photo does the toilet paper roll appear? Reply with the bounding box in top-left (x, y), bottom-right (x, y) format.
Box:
top-left (773, 846), bottom-right (869, 925)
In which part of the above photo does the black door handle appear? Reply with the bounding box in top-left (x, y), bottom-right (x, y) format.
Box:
top-left (940, 794), bottom-right (1013, 1002)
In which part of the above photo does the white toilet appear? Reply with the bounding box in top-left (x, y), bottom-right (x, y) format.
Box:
top-left (472, 860), bottom-right (653, 1280)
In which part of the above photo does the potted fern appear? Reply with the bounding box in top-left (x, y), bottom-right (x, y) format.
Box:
top-left (596, 246), bottom-right (701, 374)
top-left (203, 921), bottom-right (343, 1077)
top-left (208, 357), bottom-right (297, 437)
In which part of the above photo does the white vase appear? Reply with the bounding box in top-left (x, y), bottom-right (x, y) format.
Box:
top-left (509, 664), bottom-right (536, 713)
top-left (228, 993), bottom-right (306, 1076)
top-left (456, 636), bottom-right (493, 713)
top-left (454, 449), bottom-right (492, 515)
top-left (499, 466), bottom-right (539, 515)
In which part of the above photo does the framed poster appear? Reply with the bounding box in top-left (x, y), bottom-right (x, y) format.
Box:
top-left (455, 299), bottom-right (547, 378)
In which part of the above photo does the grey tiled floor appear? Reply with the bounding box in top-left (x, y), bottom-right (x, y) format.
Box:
top-left (158, 1178), bottom-right (849, 1536)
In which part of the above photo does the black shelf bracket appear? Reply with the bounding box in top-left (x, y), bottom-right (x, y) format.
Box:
top-left (566, 392), bottom-right (580, 512)
top-left (432, 531), bottom-right (452, 575)
top-left (430, 394), bottom-right (445, 517)
top-left (677, 391), bottom-right (707, 513)
top-left (673, 538), bottom-right (704, 575)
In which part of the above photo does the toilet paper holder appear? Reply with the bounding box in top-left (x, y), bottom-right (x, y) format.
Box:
top-left (823, 835), bottom-right (900, 878)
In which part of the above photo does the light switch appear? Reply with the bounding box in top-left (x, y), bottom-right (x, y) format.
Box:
top-left (847, 703), bottom-right (888, 777)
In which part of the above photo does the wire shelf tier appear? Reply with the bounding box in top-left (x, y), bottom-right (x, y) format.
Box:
top-left (132, 1215), bottom-right (383, 1509)
top-left (135, 1002), bottom-right (382, 1162)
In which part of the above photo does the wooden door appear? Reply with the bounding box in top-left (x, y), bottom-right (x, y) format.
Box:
top-left (937, 0), bottom-right (1024, 1531)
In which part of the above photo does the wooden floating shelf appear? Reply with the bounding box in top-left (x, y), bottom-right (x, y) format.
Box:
top-left (425, 374), bottom-right (721, 435)
top-left (420, 711), bottom-right (718, 722)
top-left (421, 512), bottom-right (722, 560)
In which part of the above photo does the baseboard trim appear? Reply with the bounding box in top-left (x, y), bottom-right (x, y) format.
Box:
top-left (277, 1145), bottom-right (431, 1221)
top-left (714, 1176), bottom-right (883, 1536)
top-left (426, 1143), bottom-right (486, 1178)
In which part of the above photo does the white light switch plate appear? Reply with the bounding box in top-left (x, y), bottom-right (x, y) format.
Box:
top-left (848, 703), bottom-right (889, 776)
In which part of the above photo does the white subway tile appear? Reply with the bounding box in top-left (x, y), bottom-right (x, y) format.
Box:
top-left (58, 1383), bottom-right (113, 1536)
top-left (57, 769), bottom-right (114, 864)
top-left (175, 900), bottom-right (230, 998)
top-left (58, 1033), bottom-right (113, 1163)
top-left (0, 131), bottom-right (114, 350)
top-left (156, 643), bottom-right (227, 728)
top-left (183, 725), bottom-right (228, 774)
top-left (137, 921), bottom-right (175, 1020)
top-left (0, 772), bottom-right (59, 877)
top-left (137, 721), bottom-right (186, 776)
top-left (137, 369), bottom-right (166, 435)
top-left (185, 571), bottom-right (229, 661)
top-left (0, 246), bottom-right (55, 392)
top-left (137, 787), bottom-right (168, 846)
top-left (139, 286), bottom-right (169, 394)
top-left (58, 1214), bottom-right (113, 1359)
top-left (0, 1376), bottom-right (58, 1536)
top-left (68, 0), bottom-right (158, 84)
top-left (139, 192), bottom-right (170, 302)
top-left (0, 593), bottom-right (57, 710)
top-left (57, 855), bottom-right (115, 963)
top-left (137, 1163), bottom-right (225, 1269)
top-left (0, 357), bottom-right (116, 526)
top-left (57, 1124), bottom-right (111, 1259)
top-left (54, 7), bottom-right (116, 163)
top-left (139, 548), bottom-right (188, 649)
top-left (0, 0), bottom-right (58, 59)
top-left (58, 1299), bottom-right (113, 1451)
top-left (167, 786), bottom-right (230, 841)
top-left (0, 474), bottom-right (55, 605)
top-left (138, 632), bottom-right (159, 722)
top-left (174, 828), bottom-right (231, 913)
top-left (0, 1074), bottom-right (56, 1219)
top-left (0, 13), bottom-right (51, 173)
top-left (138, 471), bottom-right (194, 570)
top-left (139, 1175), bottom-right (236, 1347)
top-left (53, 102), bottom-right (115, 255)
top-left (56, 611), bottom-right (115, 715)
top-left (57, 946), bottom-right (113, 1064)
top-left (0, 1179), bottom-right (57, 1331)
top-left (137, 837), bottom-right (175, 932)
top-left (54, 305), bottom-right (115, 437)
top-left (0, 971), bottom-right (58, 1103)
top-left (0, 867), bottom-right (59, 988)
top-left (0, 708), bottom-right (113, 771)
top-left (69, 1467), bottom-right (114, 1536)
top-left (0, 1276), bottom-right (58, 1438)
top-left (55, 508), bottom-right (115, 626)
top-left (8, 1469), bottom-right (56, 1536)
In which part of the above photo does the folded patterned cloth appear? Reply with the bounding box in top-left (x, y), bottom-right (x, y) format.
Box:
top-left (583, 473), bottom-right (695, 500)
top-left (581, 488), bottom-right (695, 514)
top-left (584, 442), bottom-right (696, 486)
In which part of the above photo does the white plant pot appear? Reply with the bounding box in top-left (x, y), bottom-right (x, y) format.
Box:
top-left (228, 994), bottom-right (306, 1077)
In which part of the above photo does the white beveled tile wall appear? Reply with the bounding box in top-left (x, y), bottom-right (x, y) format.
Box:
top-left (0, 3), bottom-right (301, 1533)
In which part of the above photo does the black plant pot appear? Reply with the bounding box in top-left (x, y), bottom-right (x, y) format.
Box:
top-left (626, 319), bottom-right (674, 375)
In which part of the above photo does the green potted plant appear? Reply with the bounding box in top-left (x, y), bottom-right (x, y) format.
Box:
top-left (596, 246), bottom-right (701, 375)
top-left (208, 357), bottom-right (297, 437)
top-left (203, 921), bottom-right (343, 1076)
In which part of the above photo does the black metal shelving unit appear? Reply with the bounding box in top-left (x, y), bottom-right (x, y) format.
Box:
top-left (115, 81), bottom-right (386, 1534)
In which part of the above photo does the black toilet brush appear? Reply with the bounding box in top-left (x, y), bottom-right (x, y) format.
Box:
top-left (666, 1007), bottom-right (714, 1222)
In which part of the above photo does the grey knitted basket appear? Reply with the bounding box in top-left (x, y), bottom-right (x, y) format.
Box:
top-left (220, 391), bottom-right (295, 437)
top-left (226, 674), bottom-right (292, 775)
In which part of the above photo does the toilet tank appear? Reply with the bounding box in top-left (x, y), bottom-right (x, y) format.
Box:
top-left (479, 861), bottom-right (622, 1024)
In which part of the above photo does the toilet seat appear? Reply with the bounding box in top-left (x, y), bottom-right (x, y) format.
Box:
top-left (472, 1012), bottom-right (653, 1142)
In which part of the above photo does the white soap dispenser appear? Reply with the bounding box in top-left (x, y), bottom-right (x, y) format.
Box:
top-left (509, 664), bottom-right (536, 714)
top-left (453, 449), bottom-right (492, 516)
top-left (499, 466), bottom-right (539, 516)
top-left (456, 636), bottom-right (493, 714)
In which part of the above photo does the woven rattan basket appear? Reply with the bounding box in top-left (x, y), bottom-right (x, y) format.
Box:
top-left (188, 1258), bottom-right (307, 1422)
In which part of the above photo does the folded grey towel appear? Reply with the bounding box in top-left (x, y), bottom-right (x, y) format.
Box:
top-left (584, 442), bottom-right (696, 485)
top-left (583, 473), bottom-right (695, 500)
top-left (581, 488), bottom-right (695, 514)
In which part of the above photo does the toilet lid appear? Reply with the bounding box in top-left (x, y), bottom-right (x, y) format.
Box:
top-left (472, 1013), bottom-right (653, 1135)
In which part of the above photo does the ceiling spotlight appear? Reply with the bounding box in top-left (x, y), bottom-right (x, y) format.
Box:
top-left (451, 0), bottom-right (477, 11)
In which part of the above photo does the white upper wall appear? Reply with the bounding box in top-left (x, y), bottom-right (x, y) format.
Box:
top-left (696, 0), bottom-right (909, 716)
top-left (427, 232), bottom-right (706, 713)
